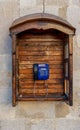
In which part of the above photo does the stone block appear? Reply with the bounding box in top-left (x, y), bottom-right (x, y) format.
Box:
top-left (0, 119), bottom-right (25, 130)
top-left (0, 0), bottom-right (19, 54)
top-left (0, 104), bottom-right (15, 120)
top-left (20, 0), bottom-right (43, 17)
top-left (59, 6), bottom-right (67, 19)
top-left (71, 0), bottom-right (80, 6)
top-left (56, 119), bottom-right (80, 130)
top-left (30, 119), bottom-right (56, 130)
top-left (0, 55), bottom-right (12, 88)
top-left (76, 35), bottom-right (80, 48)
top-left (0, 71), bottom-right (12, 88)
top-left (36, 0), bottom-right (43, 5)
top-left (0, 87), bottom-right (12, 105)
top-left (74, 54), bottom-right (80, 70)
top-left (73, 36), bottom-right (80, 73)
top-left (0, 55), bottom-right (12, 71)
top-left (15, 102), bottom-right (55, 119)
top-left (74, 70), bottom-right (80, 85)
top-left (55, 102), bottom-right (69, 118)
top-left (45, 6), bottom-right (59, 15)
top-left (45, 0), bottom-right (69, 7)
top-left (0, 0), bottom-right (19, 23)
top-left (67, 5), bottom-right (80, 34)
top-left (0, 30), bottom-right (12, 55)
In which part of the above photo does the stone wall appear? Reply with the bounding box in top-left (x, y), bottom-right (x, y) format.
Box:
top-left (0, 0), bottom-right (80, 129)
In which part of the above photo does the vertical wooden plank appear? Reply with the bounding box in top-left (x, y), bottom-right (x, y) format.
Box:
top-left (12, 34), bottom-right (16, 106)
top-left (64, 38), bottom-right (69, 95)
top-left (63, 41), bottom-right (66, 94)
top-left (64, 79), bottom-right (67, 93)
top-left (16, 45), bottom-right (19, 99)
top-left (68, 35), bottom-right (73, 106)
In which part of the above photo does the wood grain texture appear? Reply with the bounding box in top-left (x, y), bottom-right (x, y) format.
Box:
top-left (10, 13), bottom-right (75, 35)
top-left (19, 50), bottom-right (63, 56)
top-left (19, 84), bottom-right (63, 89)
top-left (19, 68), bottom-right (63, 74)
top-left (19, 64), bottom-right (64, 69)
top-left (17, 32), bottom-right (64, 97)
top-left (19, 60), bottom-right (63, 65)
top-left (19, 73), bottom-right (63, 79)
top-left (10, 13), bottom-right (75, 105)
top-left (19, 45), bottom-right (63, 51)
top-left (69, 35), bottom-right (73, 106)
top-left (19, 88), bottom-right (64, 94)
top-left (19, 55), bottom-right (63, 61)
top-left (19, 78), bottom-right (63, 84)
top-left (12, 35), bottom-right (16, 106)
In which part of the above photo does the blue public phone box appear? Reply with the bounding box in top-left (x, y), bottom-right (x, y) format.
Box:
top-left (33, 64), bottom-right (49, 80)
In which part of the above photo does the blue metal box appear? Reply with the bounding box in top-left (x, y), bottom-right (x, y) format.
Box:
top-left (33, 64), bottom-right (49, 80)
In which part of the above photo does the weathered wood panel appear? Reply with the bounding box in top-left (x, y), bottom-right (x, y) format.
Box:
top-left (19, 60), bottom-right (63, 65)
top-left (19, 45), bottom-right (63, 51)
top-left (16, 32), bottom-right (65, 99)
top-left (19, 73), bottom-right (63, 79)
top-left (19, 88), bottom-right (64, 95)
top-left (18, 41), bottom-right (64, 45)
top-left (19, 64), bottom-right (64, 69)
top-left (19, 50), bottom-right (63, 56)
top-left (69, 35), bottom-right (73, 106)
top-left (19, 55), bottom-right (63, 61)
top-left (12, 35), bottom-right (17, 106)
top-left (18, 33), bottom-right (65, 41)
top-left (19, 84), bottom-right (63, 89)
top-left (19, 78), bottom-right (63, 84)
top-left (19, 68), bottom-right (63, 74)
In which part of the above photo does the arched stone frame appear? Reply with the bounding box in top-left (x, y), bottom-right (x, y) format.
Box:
top-left (10, 13), bottom-right (75, 106)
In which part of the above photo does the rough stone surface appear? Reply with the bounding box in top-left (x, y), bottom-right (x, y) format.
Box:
top-left (0, 0), bottom-right (19, 54)
top-left (45, 5), bottom-right (59, 15)
top-left (20, 0), bottom-right (43, 16)
top-left (56, 119), bottom-right (80, 130)
top-left (0, 0), bottom-right (80, 130)
top-left (15, 102), bottom-right (55, 119)
top-left (67, 5), bottom-right (80, 34)
top-left (0, 87), bottom-right (12, 105)
top-left (45, 0), bottom-right (69, 7)
top-left (0, 119), bottom-right (25, 130)
top-left (76, 35), bottom-right (80, 48)
top-left (0, 55), bottom-right (12, 88)
top-left (30, 119), bottom-right (56, 130)
top-left (55, 102), bottom-right (69, 118)
top-left (0, 104), bottom-right (15, 120)
top-left (59, 6), bottom-right (67, 19)
top-left (71, 0), bottom-right (80, 6)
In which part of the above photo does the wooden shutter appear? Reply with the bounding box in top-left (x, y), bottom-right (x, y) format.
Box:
top-left (12, 35), bottom-right (17, 106)
top-left (64, 35), bottom-right (73, 106)
top-left (68, 35), bottom-right (73, 106)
